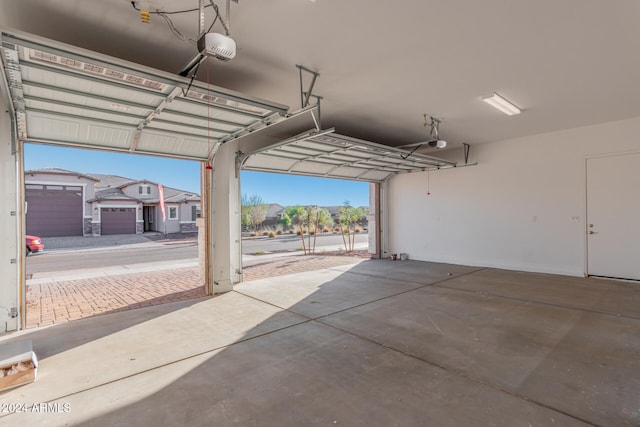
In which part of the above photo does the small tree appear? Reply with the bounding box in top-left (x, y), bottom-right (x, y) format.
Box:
top-left (293, 206), bottom-right (309, 254)
top-left (242, 194), bottom-right (268, 232)
top-left (241, 194), bottom-right (252, 230)
top-left (279, 212), bottom-right (292, 229)
top-left (286, 205), bottom-right (329, 255)
top-left (337, 202), bottom-right (366, 252)
top-left (284, 206), bottom-right (303, 228)
top-left (317, 208), bottom-right (332, 233)
top-left (248, 204), bottom-right (268, 231)
top-left (323, 216), bottom-right (335, 232)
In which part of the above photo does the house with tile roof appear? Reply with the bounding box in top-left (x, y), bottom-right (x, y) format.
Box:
top-left (25, 168), bottom-right (200, 237)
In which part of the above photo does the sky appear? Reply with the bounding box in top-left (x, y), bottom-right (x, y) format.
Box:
top-left (24, 143), bottom-right (369, 207)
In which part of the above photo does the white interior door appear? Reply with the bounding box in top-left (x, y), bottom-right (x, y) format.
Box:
top-left (586, 152), bottom-right (640, 280)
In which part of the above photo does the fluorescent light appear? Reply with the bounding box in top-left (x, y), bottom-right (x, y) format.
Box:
top-left (482, 92), bottom-right (521, 116)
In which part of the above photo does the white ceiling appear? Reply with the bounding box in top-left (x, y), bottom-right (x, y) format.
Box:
top-left (1, 0), bottom-right (640, 151)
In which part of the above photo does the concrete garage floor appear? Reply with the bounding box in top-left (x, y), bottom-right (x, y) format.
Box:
top-left (1, 260), bottom-right (639, 426)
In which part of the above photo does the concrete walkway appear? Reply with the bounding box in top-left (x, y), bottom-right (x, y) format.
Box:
top-left (3, 260), bottom-right (639, 426)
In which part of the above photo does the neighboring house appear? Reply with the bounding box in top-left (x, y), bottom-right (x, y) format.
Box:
top-left (25, 168), bottom-right (200, 237)
top-left (262, 203), bottom-right (285, 227)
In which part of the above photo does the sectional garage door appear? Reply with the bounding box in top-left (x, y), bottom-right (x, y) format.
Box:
top-left (25, 184), bottom-right (83, 237)
top-left (101, 208), bottom-right (136, 235)
top-left (0, 29), bottom-right (289, 163)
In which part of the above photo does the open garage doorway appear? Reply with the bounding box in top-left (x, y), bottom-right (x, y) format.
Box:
top-left (23, 143), bottom-right (207, 328)
top-left (239, 170), bottom-right (373, 283)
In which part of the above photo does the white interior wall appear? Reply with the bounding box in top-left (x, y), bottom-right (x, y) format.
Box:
top-left (388, 116), bottom-right (640, 277)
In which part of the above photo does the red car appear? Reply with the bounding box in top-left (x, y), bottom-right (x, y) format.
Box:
top-left (26, 235), bottom-right (44, 255)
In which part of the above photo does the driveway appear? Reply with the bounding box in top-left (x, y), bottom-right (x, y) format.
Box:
top-left (26, 247), bottom-right (370, 329)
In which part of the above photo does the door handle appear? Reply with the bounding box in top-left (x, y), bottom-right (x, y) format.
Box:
top-left (588, 230), bottom-right (597, 234)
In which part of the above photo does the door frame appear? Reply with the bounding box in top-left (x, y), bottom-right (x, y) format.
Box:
top-left (584, 150), bottom-right (640, 278)
top-left (143, 205), bottom-right (155, 232)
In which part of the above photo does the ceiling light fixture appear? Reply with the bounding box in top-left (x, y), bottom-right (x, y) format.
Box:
top-left (482, 92), bottom-right (521, 116)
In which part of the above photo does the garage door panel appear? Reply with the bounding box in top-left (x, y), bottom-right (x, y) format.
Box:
top-left (23, 85), bottom-right (153, 117)
top-left (243, 132), bottom-right (457, 182)
top-left (25, 99), bottom-right (143, 125)
top-left (136, 132), bottom-right (209, 159)
top-left (26, 187), bottom-right (83, 237)
top-left (101, 208), bottom-right (136, 235)
top-left (2, 29), bottom-right (289, 161)
top-left (245, 154), bottom-right (299, 170)
top-left (20, 63), bottom-right (168, 107)
top-left (26, 111), bottom-right (133, 148)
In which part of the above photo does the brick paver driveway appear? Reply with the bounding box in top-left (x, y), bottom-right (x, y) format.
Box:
top-left (26, 252), bottom-right (369, 329)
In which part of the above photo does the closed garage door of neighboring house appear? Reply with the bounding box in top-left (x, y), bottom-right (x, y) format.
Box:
top-left (101, 208), bottom-right (136, 235)
top-left (26, 185), bottom-right (83, 237)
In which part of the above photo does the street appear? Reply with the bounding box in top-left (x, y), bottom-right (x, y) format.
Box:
top-left (26, 232), bottom-right (368, 274)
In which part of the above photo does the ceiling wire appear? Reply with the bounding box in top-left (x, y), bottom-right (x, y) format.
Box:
top-left (130, 1), bottom-right (215, 15)
top-left (131, 1), bottom-right (222, 45)
top-left (158, 13), bottom-right (197, 45)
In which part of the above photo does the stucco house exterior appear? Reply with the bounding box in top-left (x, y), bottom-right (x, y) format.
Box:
top-left (25, 168), bottom-right (200, 237)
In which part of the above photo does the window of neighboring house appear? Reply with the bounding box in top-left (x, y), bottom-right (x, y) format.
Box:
top-left (168, 206), bottom-right (178, 220)
top-left (139, 185), bottom-right (151, 195)
top-left (191, 205), bottom-right (201, 221)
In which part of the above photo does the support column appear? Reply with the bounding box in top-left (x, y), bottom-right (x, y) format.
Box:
top-left (210, 141), bottom-right (241, 293)
top-left (380, 177), bottom-right (391, 259)
top-left (367, 182), bottom-right (381, 259)
top-left (0, 95), bottom-right (20, 331)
